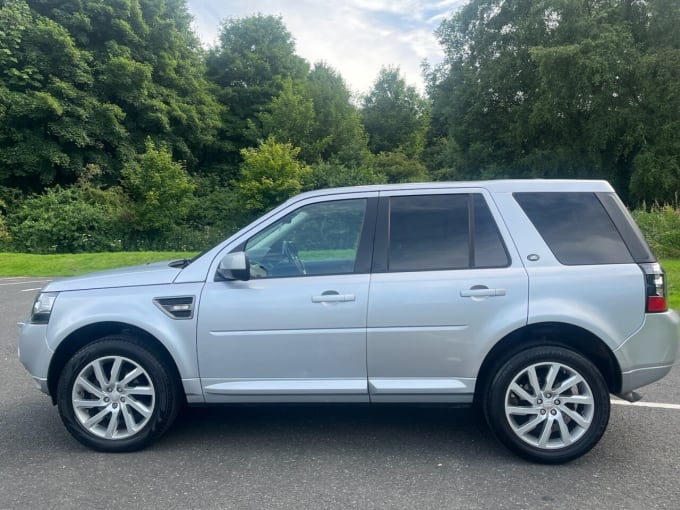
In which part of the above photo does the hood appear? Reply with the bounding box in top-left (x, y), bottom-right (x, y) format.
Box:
top-left (43, 261), bottom-right (183, 292)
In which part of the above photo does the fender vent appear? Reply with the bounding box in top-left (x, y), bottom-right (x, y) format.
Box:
top-left (153, 296), bottom-right (195, 319)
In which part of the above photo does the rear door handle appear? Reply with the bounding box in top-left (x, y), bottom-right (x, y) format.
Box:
top-left (460, 288), bottom-right (506, 297)
top-left (311, 292), bottom-right (356, 303)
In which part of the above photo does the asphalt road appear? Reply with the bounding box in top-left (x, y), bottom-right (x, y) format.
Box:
top-left (1, 277), bottom-right (680, 509)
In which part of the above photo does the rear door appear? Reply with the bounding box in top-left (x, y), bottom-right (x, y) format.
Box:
top-left (366, 189), bottom-right (529, 402)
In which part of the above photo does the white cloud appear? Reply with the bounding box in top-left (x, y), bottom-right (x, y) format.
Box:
top-left (186, 0), bottom-right (466, 95)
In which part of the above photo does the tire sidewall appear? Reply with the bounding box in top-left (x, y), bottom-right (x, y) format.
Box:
top-left (57, 336), bottom-right (176, 452)
top-left (485, 346), bottom-right (610, 464)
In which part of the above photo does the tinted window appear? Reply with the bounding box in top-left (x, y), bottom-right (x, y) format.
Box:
top-left (387, 194), bottom-right (509, 272)
top-left (245, 199), bottom-right (367, 277)
top-left (514, 192), bottom-right (633, 265)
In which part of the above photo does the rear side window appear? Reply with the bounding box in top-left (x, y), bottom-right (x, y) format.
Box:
top-left (387, 194), bottom-right (509, 272)
top-left (514, 192), bottom-right (633, 265)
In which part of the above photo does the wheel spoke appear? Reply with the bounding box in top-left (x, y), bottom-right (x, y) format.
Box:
top-left (109, 357), bottom-right (123, 385)
top-left (84, 407), bottom-right (111, 429)
top-left (73, 398), bottom-right (105, 409)
top-left (119, 367), bottom-right (143, 388)
top-left (121, 404), bottom-right (138, 434)
top-left (515, 413), bottom-right (547, 435)
top-left (555, 413), bottom-right (573, 446)
top-left (126, 385), bottom-right (154, 396)
top-left (543, 363), bottom-right (559, 393)
top-left (125, 396), bottom-right (152, 418)
top-left (105, 406), bottom-right (120, 439)
top-left (527, 366), bottom-right (541, 397)
top-left (552, 374), bottom-right (584, 395)
top-left (559, 394), bottom-right (593, 405)
top-left (537, 415), bottom-right (555, 448)
top-left (92, 360), bottom-right (108, 390)
top-left (560, 405), bottom-right (590, 429)
top-left (76, 376), bottom-right (105, 399)
top-left (509, 382), bottom-right (534, 403)
top-left (507, 406), bottom-right (540, 416)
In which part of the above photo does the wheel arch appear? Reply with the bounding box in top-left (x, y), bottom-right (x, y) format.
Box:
top-left (47, 322), bottom-right (182, 405)
top-left (474, 322), bottom-right (622, 405)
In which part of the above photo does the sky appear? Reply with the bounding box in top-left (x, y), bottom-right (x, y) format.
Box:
top-left (186, 0), bottom-right (467, 96)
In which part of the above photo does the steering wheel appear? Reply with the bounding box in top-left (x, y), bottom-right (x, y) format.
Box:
top-left (282, 241), bottom-right (306, 275)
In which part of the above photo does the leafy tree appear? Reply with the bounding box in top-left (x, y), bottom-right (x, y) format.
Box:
top-left (372, 150), bottom-right (428, 183)
top-left (428, 0), bottom-right (680, 203)
top-left (206, 15), bottom-right (309, 170)
top-left (306, 62), bottom-right (370, 167)
top-left (308, 161), bottom-right (386, 190)
top-left (235, 137), bottom-right (312, 216)
top-left (122, 138), bottom-right (195, 234)
top-left (362, 66), bottom-right (430, 159)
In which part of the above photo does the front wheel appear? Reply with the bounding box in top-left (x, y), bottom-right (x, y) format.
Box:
top-left (484, 346), bottom-right (610, 464)
top-left (57, 335), bottom-right (181, 452)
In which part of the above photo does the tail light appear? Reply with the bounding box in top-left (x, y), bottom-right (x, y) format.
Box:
top-left (640, 263), bottom-right (668, 313)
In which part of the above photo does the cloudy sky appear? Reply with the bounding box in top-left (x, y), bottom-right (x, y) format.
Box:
top-left (186, 0), bottom-right (467, 95)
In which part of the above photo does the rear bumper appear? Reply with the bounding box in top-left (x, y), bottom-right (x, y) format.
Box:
top-left (615, 311), bottom-right (680, 393)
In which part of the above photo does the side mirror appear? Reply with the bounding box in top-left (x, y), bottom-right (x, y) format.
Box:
top-left (217, 252), bottom-right (250, 281)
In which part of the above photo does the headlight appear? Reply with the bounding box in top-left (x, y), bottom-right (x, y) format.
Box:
top-left (30, 292), bottom-right (58, 324)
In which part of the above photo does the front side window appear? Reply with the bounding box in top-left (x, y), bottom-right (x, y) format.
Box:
top-left (387, 194), bottom-right (509, 272)
top-left (245, 199), bottom-right (367, 278)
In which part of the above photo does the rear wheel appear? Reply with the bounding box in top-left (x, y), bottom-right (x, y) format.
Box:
top-left (484, 346), bottom-right (610, 464)
top-left (57, 335), bottom-right (181, 452)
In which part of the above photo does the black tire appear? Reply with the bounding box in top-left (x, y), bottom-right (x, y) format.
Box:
top-left (483, 346), bottom-right (610, 464)
top-left (57, 335), bottom-right (182, 452)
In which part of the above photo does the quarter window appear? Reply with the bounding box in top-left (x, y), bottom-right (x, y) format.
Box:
top-left (514, 192), bottom-right (633, 265)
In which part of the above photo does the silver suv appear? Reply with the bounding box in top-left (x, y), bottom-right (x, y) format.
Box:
top-left (18, 180), bottom-right (680, 463)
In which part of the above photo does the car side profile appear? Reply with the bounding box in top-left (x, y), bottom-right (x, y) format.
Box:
top-left (18, 180), bottom-right (680, 463)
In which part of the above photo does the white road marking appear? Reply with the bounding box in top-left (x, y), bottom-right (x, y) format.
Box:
top-left (0, 280), bottom-right (51, 286)
top-left (611, 399), bottom-right (680, 410)
top-left (20, 288), bottom-right (43, 292)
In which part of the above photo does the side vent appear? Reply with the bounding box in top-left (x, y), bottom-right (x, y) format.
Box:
top-left (153, 296), bottom-right (195, 320)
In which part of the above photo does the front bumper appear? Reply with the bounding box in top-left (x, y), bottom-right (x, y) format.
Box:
top-left (615, 310), bottom-right (680, 394)
top-left (17, 321), bottom-right (52, 395)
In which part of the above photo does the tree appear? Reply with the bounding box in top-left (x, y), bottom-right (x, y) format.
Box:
top-left (206, 15), bottom-right (309, 170)
top-left (235, 137), bottom-right (312, 216)
top-left (428, 0), bottom-right (680, 203)
top-left (122, 138), bottom-right (195, 234)
top-left (362, 66), bottom-right (430, 159)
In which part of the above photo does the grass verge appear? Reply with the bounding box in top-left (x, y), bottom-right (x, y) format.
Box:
top-left (0, 252), bottom-right (196, 277)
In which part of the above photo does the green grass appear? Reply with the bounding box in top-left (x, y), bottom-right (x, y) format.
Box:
top-left (661, 259), bottom-right (680, 310)
top-left (1, 252), bottom-right (679, 309)
top-left (0, 251), bottom-right (196, 277)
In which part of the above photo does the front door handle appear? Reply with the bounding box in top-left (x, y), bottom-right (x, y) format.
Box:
top-left (460, 287), bottom-right (506, 297)
top-left (311, 291), bottom-right (356, 303)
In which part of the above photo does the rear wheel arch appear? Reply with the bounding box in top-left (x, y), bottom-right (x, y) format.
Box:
top-left (474, 322), bottom-right (622, 406)
top-left (47, 322), bottom-right (183, 405)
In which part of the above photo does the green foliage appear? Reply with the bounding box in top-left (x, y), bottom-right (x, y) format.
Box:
top-left (235, 137), bottom-right (312, 216)
top-left (8, 185), bottom-right (126, 253)
top-left (308, 161), bottom-right (386, 190)
top-left (362, 66), bottom-right (430, 159)
top-left (632, 205), bottom-right (680, 259)
top-left (122, 138), bottom-right (195, 233)
top-left (372, 150), bottom-right (428, 183)
top-left (428, 0), bottom-right (680, 203)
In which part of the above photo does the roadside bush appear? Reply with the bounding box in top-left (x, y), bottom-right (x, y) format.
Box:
top-left (632, 205), bottom-right (680, 258)
top-left (8, 186), bottom-right (126, 253)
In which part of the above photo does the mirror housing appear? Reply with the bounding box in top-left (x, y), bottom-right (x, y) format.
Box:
top-left (217, 252), bottom-right (250, 281)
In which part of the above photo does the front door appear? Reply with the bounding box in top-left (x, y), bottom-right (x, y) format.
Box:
top-left (197, 196), bottom-right (377, 403)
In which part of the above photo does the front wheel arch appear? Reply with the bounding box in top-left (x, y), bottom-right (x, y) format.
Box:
top-left (47, 322), bottom-right (183, 405)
